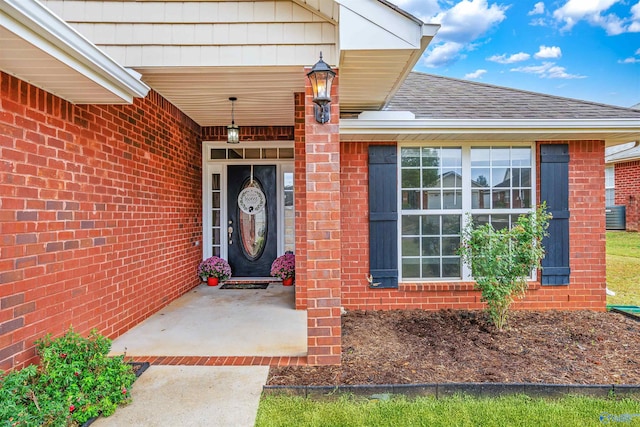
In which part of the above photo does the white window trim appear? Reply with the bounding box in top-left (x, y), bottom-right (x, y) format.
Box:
top-left (397, 141), bottom-right (537, 282)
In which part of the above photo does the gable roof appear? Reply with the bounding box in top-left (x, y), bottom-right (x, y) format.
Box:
top-left (385, 72), bottom-right (640, 120)
top-left (606, 143), bottom-right (640, 163)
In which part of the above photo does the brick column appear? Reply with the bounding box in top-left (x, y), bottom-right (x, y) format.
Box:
top-left (294, 92), bottom-right (308, 309)
top-left (304, 71), bottom-right (341, 365)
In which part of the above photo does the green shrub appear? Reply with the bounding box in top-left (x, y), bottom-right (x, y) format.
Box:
top-left (0, 328), bottom-right (136, 426)
top-left (459, 204), bottom-right (550, 330)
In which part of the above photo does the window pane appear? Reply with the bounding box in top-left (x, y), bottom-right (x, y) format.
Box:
top-left (245, 148), bottom-right (260, 159)
top-left (443, 167), bottom-right (462, 188)
top-left (402, 258), bottom-right (420, 277)
top-left (441, 148), bottom-right (462, 167)
top-left (442, 237), bottom-right (460, 256)
top-left (472, 189), bottom-right (491, 209)
top-left (263, 148), bottom-right (278, 159)
top-left (422, 237), bottom-right (439, 256)
top-left (493, 189), bottom-right (510, 208)
top-left (492, 168), bottom-right (510, 187)
top-left (512, 148), bottom-right (531, 166)
top-left (212, 211), bottom-right (220, 227)
top-left (492, 148), bottom-right (510, 166)
top-left (210, 149), bottom-right (226, 160)
top-left (472, 169), bottom-right (490, 187)
top-left (443, 190), bottom-right (462, 209)
top-left (423, 190), bottom-right (441, 210)
top-left (211, 174), bottom-right (220, 190)
top-left (513, 189), bottom-right (530, 208)
top-left (279, 148), bottom-right (294, 159)
top-left (442, 258), bottom-right (461, 277)
top-left (402, 148), bottom-right (420, 167)
top-left (471, 148), bottom-right (490, 166)
top-left (442, 215), bottom-right (461, 234)
top-left (402, 216), bottom-right (420, 235)
top-left (422, 169), bottom-right (440, 188)
top-left (402, 169), bottom-right (420, 188)
top-left (422, 215), bottom-right (439, 235)
top-left (422, 258), bottom-right (439, 278)
top-left (421, 147), bottom-right (439, 167)
top-left (402, 237), bottom-right (420, 256)
top-left (492, 215), bottom-right (509, 230)
top-left (473, 214), bottom-right (490, 227)
top-left (212, 192), bottom-right (220, 209)
top-left (402, 190), bottom-right (420, 209)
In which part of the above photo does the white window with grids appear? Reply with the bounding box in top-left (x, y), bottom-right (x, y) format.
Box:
top-left (399, 144), bottom-right (534, 281)
top-left (605, 165), bottom-right (615, 206)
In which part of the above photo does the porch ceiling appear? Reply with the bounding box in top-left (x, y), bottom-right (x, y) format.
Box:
top-left (135, 66), bottom-right (307, 127)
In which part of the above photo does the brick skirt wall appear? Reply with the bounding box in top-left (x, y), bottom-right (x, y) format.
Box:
top-left (0, 72), bottom-right (203, 370)
top-left (340, 141), bottom-right (606, 312)
top-left (614, 160), bottom-right (640, 232)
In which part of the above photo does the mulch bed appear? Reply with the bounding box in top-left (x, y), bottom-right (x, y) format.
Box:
top-left (268, 310), bottom-right (640, 386)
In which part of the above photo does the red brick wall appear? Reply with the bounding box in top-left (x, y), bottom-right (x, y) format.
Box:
top-left (614, 160), bottom-right (640, 231)
top-left (0, 72), bottom-right (203, 370)
top-left (340, 140), bottom-right (606, 312)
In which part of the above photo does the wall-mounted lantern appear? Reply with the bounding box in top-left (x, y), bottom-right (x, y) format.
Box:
top-left (307, 53), bottom-right (335, 124)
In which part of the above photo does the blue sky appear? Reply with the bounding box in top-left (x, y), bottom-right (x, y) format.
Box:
top-left (390, 0), bottom-right (640, 108)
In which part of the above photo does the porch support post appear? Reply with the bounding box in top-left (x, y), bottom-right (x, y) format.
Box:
top-left (303, 69), bottom-right (341, 366)
top-left (294, 91), bottom-right (308, 310)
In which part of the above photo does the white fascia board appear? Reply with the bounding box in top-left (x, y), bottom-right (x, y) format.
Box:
top-left (340, 118), bottom-right (640, 142)
top-left (0, 0), bottom-right (149, 103)
top-left (338, 0), bottom-right (426, 50)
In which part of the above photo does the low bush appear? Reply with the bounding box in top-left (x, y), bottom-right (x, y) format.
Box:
top-left (0, 328), bottom-right (135, 426)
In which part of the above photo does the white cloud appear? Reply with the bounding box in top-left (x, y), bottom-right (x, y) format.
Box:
top-left (465, 69), bottom-right (487, 79)
top-left (423, 42), bottom-right (466, 67)
top-left (529, 2), bottom-right (545, 15)
top-left (430, 0), bottom-right (508, 43)
top-left (487, 52), bottom-right (531, 63)
top-left (552, 0), bottom-right (640, 34)
top-left (619, 57), bottom-right (640, 63)
top-left (534, 45), bottom-right (562, 59)
top-left (510, 62), bottom-right (586, 79)
top-left (422, 0), bottom-right (508, 67)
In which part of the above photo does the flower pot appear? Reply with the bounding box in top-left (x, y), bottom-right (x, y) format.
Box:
top-left (207, 277), bottom-right (219, 286)
top-left (282, 277), bottom-right (294, 286)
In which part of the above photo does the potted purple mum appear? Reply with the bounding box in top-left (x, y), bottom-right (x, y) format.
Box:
top-left (197, 256), bottom-right (232, 286)
top-left (270, 252), bottom-right (295, 286)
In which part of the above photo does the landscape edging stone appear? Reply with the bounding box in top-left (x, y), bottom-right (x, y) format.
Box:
top-left (262, 382), bottom-right (635, 399)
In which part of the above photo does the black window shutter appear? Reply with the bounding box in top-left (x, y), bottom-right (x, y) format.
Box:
top-left (540, 144), bottom-right (570, 285)
top-left (368, 145), bottom-right (398, 288)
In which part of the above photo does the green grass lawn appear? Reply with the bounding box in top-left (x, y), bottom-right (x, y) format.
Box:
top-left (607, 231), bottom-right (640, 306)
top-left (256, 394), bottom-right (640, 427)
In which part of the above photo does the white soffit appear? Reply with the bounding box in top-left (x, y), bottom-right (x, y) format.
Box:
top-left (339, 118), bottom-right (640, 146)
top-left (337, 0), bottom-right (439, 112)
top-left (0, 0), bottom-right (149, 104)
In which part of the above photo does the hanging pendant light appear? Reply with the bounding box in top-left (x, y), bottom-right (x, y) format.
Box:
top-left (227, 97), bottom-right (239, 144)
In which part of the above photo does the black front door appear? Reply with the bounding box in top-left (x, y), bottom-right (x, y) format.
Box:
top-left (227, 165), bottom-right (277, 277)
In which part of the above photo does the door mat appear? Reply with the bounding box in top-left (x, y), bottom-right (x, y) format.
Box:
top-left (220, 283), bottom-right (269, 289)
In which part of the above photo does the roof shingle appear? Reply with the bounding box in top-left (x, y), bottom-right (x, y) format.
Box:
top-left (386, 72), bottom-right (640, 120)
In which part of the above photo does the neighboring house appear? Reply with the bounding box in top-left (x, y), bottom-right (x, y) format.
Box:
top-left (2, 0), bottom-right (640, 370)
top-left (605, 141), bottom-right (640, 231)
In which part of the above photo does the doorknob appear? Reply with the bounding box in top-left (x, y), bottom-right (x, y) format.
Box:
top-left (228, 220), bottom-right (233, 245)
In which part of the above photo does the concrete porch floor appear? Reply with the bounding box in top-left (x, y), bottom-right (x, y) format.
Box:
top-left (108, 283), bottom-right (307, 358)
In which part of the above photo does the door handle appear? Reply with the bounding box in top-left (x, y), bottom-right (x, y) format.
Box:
top-left (228, 221), bottom-right (233, 245)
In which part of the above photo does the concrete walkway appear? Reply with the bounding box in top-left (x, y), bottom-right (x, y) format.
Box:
top-left (109, 283), bottom-right (307, 357)
top-left (95, 283), bottom-right (305, 426)
top-left (93, 365), bottom-right (269, 427)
